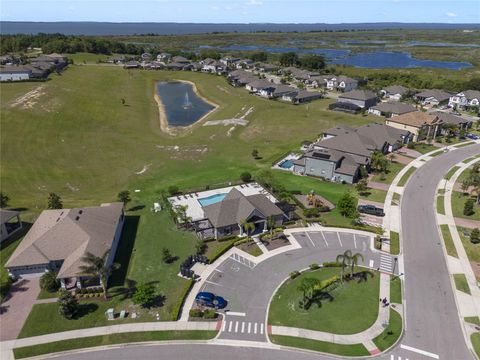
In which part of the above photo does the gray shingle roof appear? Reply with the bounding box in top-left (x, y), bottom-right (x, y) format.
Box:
top-left (370, 102), bottom-right (417, 115)
top-left (0, 209), bottom-right (20, 224)
top-left (382, 85), bottom-right (409, 95)
top-left (415, 89), bottom-right (451, 102)
top-left (339, 90), bottom-right (377, 101)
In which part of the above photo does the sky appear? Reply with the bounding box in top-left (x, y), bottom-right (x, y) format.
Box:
top-left (1, 0), bottom-right (479, 23)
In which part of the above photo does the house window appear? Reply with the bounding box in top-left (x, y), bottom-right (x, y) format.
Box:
top-left (321, 170), bottom-right (325, 174)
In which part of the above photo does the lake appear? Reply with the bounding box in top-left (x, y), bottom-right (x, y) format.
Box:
top-left (221, 45), bottom-right (473, 70)
top-left (156, 81), bottom-right (214, 127)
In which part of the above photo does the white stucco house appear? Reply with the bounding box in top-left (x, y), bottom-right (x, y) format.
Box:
top-left (448, 90), bottom-right (480, 110)
top-left (0, 67), bottom-right (32, 81)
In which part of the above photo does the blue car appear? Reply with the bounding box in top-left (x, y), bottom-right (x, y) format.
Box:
top-left (466, 134), bottom-right (479, 140)
top-left (195, 292), bottom-right (227, 309)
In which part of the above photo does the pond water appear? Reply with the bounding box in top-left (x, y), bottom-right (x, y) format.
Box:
top-left (219, 44), bottom-right (472, 70)
top-left (156, 81), bottom-right (215, 127)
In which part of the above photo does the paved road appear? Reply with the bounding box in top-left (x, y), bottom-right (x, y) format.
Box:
top-left (201, 229), bottom-right (394, 342)
top-left (400, 143), bottom-right (480, 360)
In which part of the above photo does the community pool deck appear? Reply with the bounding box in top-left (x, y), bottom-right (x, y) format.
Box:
top-left (168, 182), bottom-right (278, 221)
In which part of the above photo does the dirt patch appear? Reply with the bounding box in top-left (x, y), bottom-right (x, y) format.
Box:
top-left (294, 194), bottom-right (335, 210)
top-left (135, 164), bottom-right (152, 175)
top-left (156, 144), bottom-right (208, 161)
top-left (262, 235), bottom-right (291, 251)
top-left (10, 86), bottom-right (45, 109)
top-left (66, 183), bottom-right (80, 192)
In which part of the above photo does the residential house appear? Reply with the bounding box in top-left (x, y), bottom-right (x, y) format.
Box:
top-left (380, 85), bottom-right (409, 101)
top-left (415, 89), bottom-right (451, 106)
top-left (200, 58), bottom-right (224, 74)
top-left (368, 102), bottom-right (417, 117)
top-left (325, 76), bottom-right (358, 92)
top-left (166, 62), bottom-right (187, 71)
top-left (157, 52), bottom-right (171, 63)
top-left (0, 209), bottom-right (22, 243)
top-left (432, 111), bottom-right (472, 131)
top-left (258, 84), bottom-right (297, 99)
top-left (310, 75), bottom-right (335, 88)
top-left (235, 59), bottom-right (255, 69)
top-left (197, 188), bottom-right (287, 239)
top-left (141, 52), bottom-right (152, 60)
top-left (171, 56), bottom-right (190, 64)
top-left (246, 79), bottom-right (272, 93)
top-left (5, 203), bottom-right (125, 289)
top-left (220, 56), bottom-right (240, 67)
top-left (329, 90), bottom-right (377, 112)
top-left (255, 63), bottom-right (277, 73)
top-left (228, 70), bottom-right (257, 87)
top-left (448, 90), bottom-right (480, 110)
top-left (123, 61), bottom-right (140, 69)
top-left (281, 90), bottom-right (322, 104)
top-left (0, 66), bottom-right (32, 81)
top-left (31, 53), bottom-right (68, 71)
top-left (385, 111), bottom-right (443, 141)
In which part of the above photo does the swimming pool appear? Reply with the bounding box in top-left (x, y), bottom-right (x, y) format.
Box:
top-left (279, 159), bottom-right (294, 169)
top-left (198, 193), bottom-right (227, 207)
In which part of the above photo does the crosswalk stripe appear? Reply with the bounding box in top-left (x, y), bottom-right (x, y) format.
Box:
top-left (260, 323), bottom-right (264, 334)
top-left (248, 322), bottom-right (251, 333)
top-left (390, 355), bottom-right (394, 360)
top-left (222, 321), bottom-right (226, 332)
top-left (241, 321), bottom-right (245, 333)
top-left (235, 321), bottom-right (239, 332)
top-left (228, 321), bottom-right (233, 332)
top-left (254, 322), bottom-right (258, 334)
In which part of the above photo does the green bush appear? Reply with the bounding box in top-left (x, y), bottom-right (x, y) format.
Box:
top-left (208, 241), bottom-right (236, 264)
top-left (322, 261), bottom-right (340, 268)
top-left (203, 309), bottom-right (217, 319)
top-left (189, 309), bottom-right (203, 318)
top-left (133, 284), bottom-right (156, 307)
top-left (464, 198), bottom-right (475, 216)
top-left (240, 172), bottom-right (252, 183)
top-left (168, 185), bottom-right (180, 196)
top-left (217, 234), bottom-right (239, 242)
top-left (171, 279), bottom-right (194, 321)
top-left (234, 237), bottom-right (252, 246)
top-left (290, 270), bottom-right (300, 279)
top-left (471, 228), bottom-right (480, 244)
top-left (39, 271), bottom-right (60, 293)
top-left (309, 263), bottom-right (320, 270)
top-left (304, 208), bottom-right (321, 218)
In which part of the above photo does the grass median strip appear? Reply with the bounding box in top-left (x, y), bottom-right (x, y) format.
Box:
top-left (390, 276), bottom-right (402, 304)
top-left (372, 309), bottom-right (402, 351)
top-left (269, 335), bottom-right (369, 357)
top-left (472, 333), bottom-right (480, 358)
top-left (436, 195), bottom-right (445, 215)
top-left (444, 166), bottom-right (460, 181)
top-left (453, 274), bottom-right (471, 294)
top-left (389, 231), bottom-right (400, 255)
top-left (13, 330), bottom-right (218, 359)
top-left (465, 316), bottom-right (480, 325)
top-left (440, 224), bottom-right (458, 258)
top-left (397, 167), bottom-right (416, 187)
top-left (391, 192), bottom-right (401, 206)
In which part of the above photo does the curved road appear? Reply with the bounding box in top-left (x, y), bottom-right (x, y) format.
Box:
top-left (49, 144), bottom-right (480, 360)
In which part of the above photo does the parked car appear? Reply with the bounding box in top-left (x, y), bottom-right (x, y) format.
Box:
top-left (466, 133), bottom-right (479, 140)
top-left (195, 292), bottom-right (227, 309)
top-left (358, 205), bottom-right (385, 217)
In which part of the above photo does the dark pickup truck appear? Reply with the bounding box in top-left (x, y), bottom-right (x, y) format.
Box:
top-left (358, 204), bottom-right (385, 217)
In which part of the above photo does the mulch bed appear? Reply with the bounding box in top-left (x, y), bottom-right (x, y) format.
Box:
top-left (262, 235), bottom-right (291, 251)
top-left (294, 194), bottom-right (335, 210)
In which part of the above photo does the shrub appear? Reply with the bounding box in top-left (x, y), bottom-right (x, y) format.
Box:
top-left (471, 228), bottom-right (480, 244)
top-left (171, 279), bottom-right (194, 321)
top-left (39, 271), bottom-right (60, 293)
top-left (303, 208), bottom-right (321, 218)
top-left (168, 185), bottom-right (179, 196)
top-left (322, 261), bottom-right (340, 267)
top-left (374, 235), bottom-right (382, 250)
top-left (407, 142), bottom-right (415, 149)
top-left (132, 284), bottom-right (156, 308)
top-left (309, 263), bottom-right (320, 270)
top-left (57, 289), bottom-right (79, 319)
top-left (203, 309), bottom-right (217, 319)
top-left (234, 237), bottom-right (252, 246)
top-left (240, 172), bottom-right (252, 183)
top-left (290, 270), bottom-right (300, 279)
top-left (464, 198), bottom-right (475, 216)
top-left (189, 309), bottom-right (203, 318)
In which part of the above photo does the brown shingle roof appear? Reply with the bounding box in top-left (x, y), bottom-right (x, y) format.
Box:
top-left (388, 111), bottom-right (441, 128)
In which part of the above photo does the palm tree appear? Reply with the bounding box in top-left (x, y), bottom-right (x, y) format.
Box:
top-left (387, 152), bottom-right (396, 163)
top-left (79, 250), bottom-right (120, 299)
top-left (267, 216), bottom-right (276, 237)
top-left (297, 277), bottom-right (319, 302)
top-left (336, 250), bottom-right (352, 283)
top-left (241, 219), bottom-right (255, 237)
top-left (350, 252), bottom-right (364, 276)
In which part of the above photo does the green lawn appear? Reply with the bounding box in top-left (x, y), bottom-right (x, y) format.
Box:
top-left (372, 309), bottom-right (402, 351)
top-left (413, 143), bottom-right (438, 154)
top-left (453, 274), bottom-right (471, 294)
top-left (440, 224), bottom-right (458, 258)
top-left (472, 333), bottom-right (480, 358)
top-left (370, 162), bottom-right (405, 184)
top-left (358, 189), bottom-right (388, 204)
top-left (391, 192), bottom-right (401, 206)
top-left (437, 195), bottom-right (445, 215)
top-left (269, 335), bottom-right (369, 357)
top-left (14, 330), bottom-right (217, 359)
top-left (457, 227), bottom-right (480, 265)
top-left (451, 192), bottom-right (480, 221)
top-left (465, 317), bottom-right (480, 325)
top-left (390, 276), bottom-right (402, 304)
top-left (397, 167), bottom-right (416, 187)
top-left (37, 288), bottom-right (59, 300)
top-left (389, 231), bottom-right (400, 255)
top-left (268, 268), bottom-right (380, 334)
top-left (444, 166), bottom-right (460, 181)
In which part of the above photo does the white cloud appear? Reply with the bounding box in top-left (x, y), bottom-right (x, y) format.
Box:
top-left (446, 12), bottom-right (457, 17)
top-left (245, 0), bottom-right (263, 5)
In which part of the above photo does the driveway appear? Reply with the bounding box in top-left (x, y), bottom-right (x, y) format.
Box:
top-left (0, 277), bottom-right (40, 341)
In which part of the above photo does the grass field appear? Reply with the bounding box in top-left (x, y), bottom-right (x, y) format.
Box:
top-left (440, 224), bottom-right (458, 258)
top-left (268, 268), bottom-right (380, 335)
top-left (358, 188), bottom-right (388, 204)
top-left (370, 162), bottom-right (405, 184)
top-left (14, 330), bottom-right (217, 359)
top-left (451, 191), bottom-right (480, 221)
top-left (412, 143), bottom-right (439, 154)
top-left (453, 274), bottom-right (471, 294)
top-left (269, 335), bottom-right (369, 356)
top-left (372, 309), bottom-right (402, 351)
top-left (390, 231), bottom-right (400, 255)
top-left (457, 227), bottom-right (480, 265)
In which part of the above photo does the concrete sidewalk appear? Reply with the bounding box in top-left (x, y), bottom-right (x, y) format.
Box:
top-left (271, 273), bottom-right (393, 346)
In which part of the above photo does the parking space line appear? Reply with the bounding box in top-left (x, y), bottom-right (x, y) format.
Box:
top-left (204, 280), bottom-right (223, 287)
top-left (235, 321), bottom-right (239, 333)
top-left (254, 323), bottom-right (258, 334)
top-left (212, 268), bottom-right (223, 273)
top-left (228, 321), bottom-right (233, 332)
top-left (337, 232), bottom-right (343, 247)
top-left (225, 311), bottom-right (246, 317)
top-left (305, 232), bottom-right (316, 247)
top-left (369, 259), bottom-right (374, 268)
top-left (241, 322), bottom-right (245, 333)
top-left (353, 236), bottom-right (357, 248)
top-left (260, 323), bottom-right (264, 334)
top-left (319, 232), bottom-right (328, 247)
top-left (248, 322), bottom-right (252, 334)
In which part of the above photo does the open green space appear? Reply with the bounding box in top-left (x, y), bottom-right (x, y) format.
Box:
top-left (457, 227), bottom-right (480, 265)
top-left (453, 274), bottom-right (471, 294)
top-left (437, 195), bottom-right (445, 215)
top-left (13, 330), bottom-right (217, 359)
top-left (372, 309), bottom-right (402, 351)
top-left (357, 188), bottom-right (388, 204)
top-left (268, 267), bottom-right (380, 335)
top-left (397, 167), bottom-right (416, 187)
top-left (269, 335), bottom-right (369, 357)
top-left (452, 191), bottom-right (480, 221)
top-left (389, 231), bottom-right (400, 255)
top-left (440, 224), bottom-right (458, 258)
top-left (390, 276), bottom-right (402, 304)
top-left (444, 166), bottom-right (460, 181)
top-left (473, 333), bottom-right (480, 358)
top-left (37, 288), bottom-right (59, 300)
top-left (412, 143), bottom-right (439, 155)
top-left (370, 162), bottom-right (405, 184)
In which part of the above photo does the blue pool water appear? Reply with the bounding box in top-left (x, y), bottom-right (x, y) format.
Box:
top-left (198, 193), bottom-right (227, 207)
top-left (280, 160), bottom-right (294, 169)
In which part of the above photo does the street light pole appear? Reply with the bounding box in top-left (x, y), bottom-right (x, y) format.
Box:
top-left (392, 257), bottom-right (398, 274)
